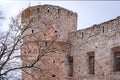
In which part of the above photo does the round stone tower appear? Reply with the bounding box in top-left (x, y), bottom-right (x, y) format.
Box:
top-left (21, 4), bottom-right (77, 80)
top-left (22, 4), bottom-right (77, 42)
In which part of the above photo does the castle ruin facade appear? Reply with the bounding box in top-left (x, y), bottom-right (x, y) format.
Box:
top-left (21, 4), bottom-right (120, 80)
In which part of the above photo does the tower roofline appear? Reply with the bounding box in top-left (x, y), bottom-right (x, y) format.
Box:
top-left (22, 4), bottom-right (77, 16)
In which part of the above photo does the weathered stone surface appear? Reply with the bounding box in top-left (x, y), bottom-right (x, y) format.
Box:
top-left (21, 4), bottom-right (76, 80)
top-left (22, 41), bottom-right (71, 80)
top-left (22, 4), bottom-right (77, 42)
top-left (22, 4), bottom-right (120, 80)
top-left (69, 17), bottom-right (120, 80)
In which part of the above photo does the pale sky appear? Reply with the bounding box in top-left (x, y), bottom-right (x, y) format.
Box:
top-left (0, 1), bottom-right (120, 31)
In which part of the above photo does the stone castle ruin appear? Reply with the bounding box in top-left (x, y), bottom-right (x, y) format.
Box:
top-left (21, 4), bottom-right (120, 80)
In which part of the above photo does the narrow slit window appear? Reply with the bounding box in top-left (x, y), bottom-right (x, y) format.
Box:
top-left (67, 55), bottom-right (73, 77)
top-left (87, 52), bottom-right (95, 74)
top-left (55, 30), bottom-right (57, 33)
top-left (81, 32), bottom-right (84, 38)
top-left (52, 74), bottom-right (56, 77)
top-left (58, 9), bottom-right (60, 13)
top-left (32, 30), bottom-right (34, 33)
top-left (102, 26), bottom-right (104, 33)
top-left (47, 7), bottom-right (50, 12)
top-left (45, 41), bottom-right (47, 47)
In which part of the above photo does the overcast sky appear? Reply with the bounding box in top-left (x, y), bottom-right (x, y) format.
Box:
top-left (0, 1), bottom-right (120, 31)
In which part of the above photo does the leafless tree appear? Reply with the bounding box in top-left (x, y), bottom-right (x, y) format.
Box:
top-left (0, 11), bottom-right (58, 80)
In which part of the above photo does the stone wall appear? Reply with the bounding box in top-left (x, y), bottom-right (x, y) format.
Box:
top-left (21, 41), bottom-right (71, 80)
top-left (22, 4), bottom-right (77, 42)
top-left (68, 16), bottom-right (120, 80)
top-left (21, 4), bottom-right (77, 80)
top-left (21, 4), bottom-right (120, 80)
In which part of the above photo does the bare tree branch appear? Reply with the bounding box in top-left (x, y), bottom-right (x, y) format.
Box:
top-left (0, 9), bottom-right (58, 80)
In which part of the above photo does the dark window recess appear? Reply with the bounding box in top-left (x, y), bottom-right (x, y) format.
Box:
top-left (55, 30), bottom-right (57, 33)
top-left (24, 51), bottom-right (26, 54)
top-left (62, 50), bottom-right (65, 52)
top-left (47, 7), bottom-right (50, 12)
top-left (114, 52), bottom-right (120, 72)
top-left (53, 60), bottom-right (55, 63)
top-left (67, 11), bottom-right (70, 15)
top-left (67, 55), bottom-right (73, 77)
top-left (81, 32), bottom-right (84, 38)
top-left (74, 32), bottom-right (77, 36)
top-left (102, 26), bottom-right (104, 33)
top-left (32, 30), bottom-right (34, 33)
top-left (45, 41), bottom-right (47, 47)
top-left (58, 9), bottom-right (60, 13)
top-left (112, 46), bottom-right (120, 72)
top-left (52, 75), bottom-right (56, 77)
top-left (37, 8), bottom-right (40, 12)
top-left (88, 52), bottom-right (95, 74)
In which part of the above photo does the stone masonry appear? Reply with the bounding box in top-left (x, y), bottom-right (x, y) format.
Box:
top-left (21, 4), bottom-right (120, 80)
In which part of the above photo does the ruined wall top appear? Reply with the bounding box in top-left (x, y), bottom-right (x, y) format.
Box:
top-left (69, 16), bottom-right (120, 42)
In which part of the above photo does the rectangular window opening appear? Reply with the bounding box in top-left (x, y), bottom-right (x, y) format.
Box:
top-left (112, 46), bottom-right (120, 72)
top-left (67, 55), bottom-right (73, 77)
top-left (88, 52), bottom-right (95, 74)
top-left (114, 52), bottom-right (120, 72)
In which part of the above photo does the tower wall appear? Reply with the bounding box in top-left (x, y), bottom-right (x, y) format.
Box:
top-left (21, 5), bottom-right (77, 80)
top-left (21, 41), bottom-right (71, 80)
top-left (22, 4), bottom-right (77, 42)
